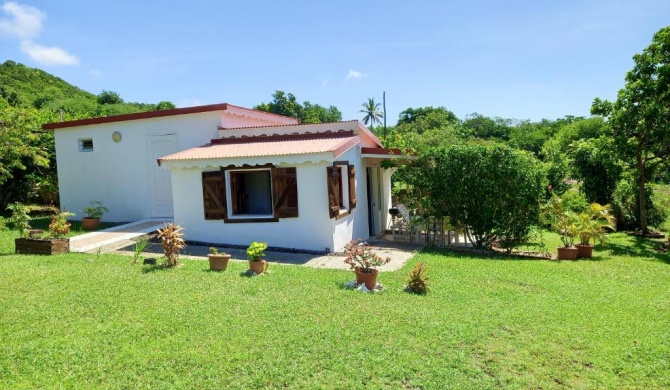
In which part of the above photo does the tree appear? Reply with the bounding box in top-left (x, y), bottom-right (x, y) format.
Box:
top-left (97, 90), bottom-right (123, 105)
top-left (0, 107), bottom-right (51, 209)
top-left (591, 26), bottom-right (670, 234)
top-left (155, 101), bottom-right (176, 110)
top-left (254, 91), bottom-right (341, 124)
top-left (359, 98), bottom-right (383, 127)
top-left (400, 144), bottom-right (545, 251)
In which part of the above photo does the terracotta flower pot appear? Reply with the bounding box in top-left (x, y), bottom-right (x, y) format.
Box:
top-left (557, 246), bottom-right (578, 260)
top-left (355, 268), bottom-right (379, 290)
top-left (248, 260), bottom-right (268, 274)
top-left (81, 217), bottom-right (100, 231)
top-left (575, 244), bottom-right (593, 259)
top-left (208, 254), bottom-right (230, 271)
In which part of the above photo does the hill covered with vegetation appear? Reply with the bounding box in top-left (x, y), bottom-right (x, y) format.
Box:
top-left (0, 60), bottom-right (173, 116)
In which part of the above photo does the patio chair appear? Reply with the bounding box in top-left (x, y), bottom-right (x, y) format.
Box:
top-left (390, 204), bottom-right (418, 241)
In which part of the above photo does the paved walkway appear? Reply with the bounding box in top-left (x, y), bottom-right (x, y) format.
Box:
top-left (73, 220), bottom-right (427, 271)
top-left (69, 219), bottom-right (171, 253)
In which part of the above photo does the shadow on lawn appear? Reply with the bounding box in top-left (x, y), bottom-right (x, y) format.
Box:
top-left (419, 237), bottom-right (669, 264)
top-left (605, 235), bottom-right (670, 264)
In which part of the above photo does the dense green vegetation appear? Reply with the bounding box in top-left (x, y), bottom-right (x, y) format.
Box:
top-left (380, 26), bottom-right (670, 235)
top-left (1, 225), bottom-right (669, 388)
top-left (254, 90), bottom-right (342, 124)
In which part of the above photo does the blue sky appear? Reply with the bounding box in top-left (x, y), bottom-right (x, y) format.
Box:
top-left (1, 1), bottom-right (669, 124)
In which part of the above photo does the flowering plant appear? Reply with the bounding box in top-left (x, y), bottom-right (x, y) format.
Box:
top-left (343, 239), bottom-right (390, 273)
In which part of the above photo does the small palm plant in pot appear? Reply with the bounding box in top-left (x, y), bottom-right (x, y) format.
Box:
top-left (246, 241), bottom-right (268, 274)
top-left (81, 201), bottom-right (108, 231)
top-left (541, 194), bottom-right (580, 260)
top-left (344, 239), bottom-right (391, 290)
top-left (208, 247), bottom-right (231, 271)
top-left (575, 203), bottom-right (616, 258)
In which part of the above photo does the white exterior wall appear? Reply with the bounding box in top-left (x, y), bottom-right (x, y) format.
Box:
top-left (171, 162), bottom-right (336, 252)
top-left (53, 111), bottom-right (287, 222)
top-left (331, 145), bottom-right (369, 251)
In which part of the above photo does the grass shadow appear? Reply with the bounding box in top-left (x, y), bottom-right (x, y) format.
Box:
top-left (605, 235), bottom-right (669, 264)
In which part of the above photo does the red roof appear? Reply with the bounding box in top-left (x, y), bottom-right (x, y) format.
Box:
top-left (42, 103), bottom-right (298, 130)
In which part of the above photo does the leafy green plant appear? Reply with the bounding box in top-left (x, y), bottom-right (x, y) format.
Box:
top-left (132, 236), bottom-right (151, 265)
top-left (48, 210), bottom-right (74, 238)
top-left (83, 201), bottom-right (108, 219)
top-left (157, 223), bottom-right (185, 267)
top-left (576, 203), bottom-right (616, 246)
top-left (398, 144), bottom-right (545, 251)
top-left (246, 241), bottom-right (267, 261)
top-left (404, 262), bottom-right (429, 295)
top-left (6, 202), bottom-right (31, 238)
top-left (343, 240), bottom-right (390, 273)
top-left (541, 193), bottom-right (579, 247)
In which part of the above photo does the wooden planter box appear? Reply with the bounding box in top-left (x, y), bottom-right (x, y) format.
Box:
top-left (15, 238), bottom-right (70, 255)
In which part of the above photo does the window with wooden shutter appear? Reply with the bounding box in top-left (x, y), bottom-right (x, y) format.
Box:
top-left (202, 170), bottom-right (227, 220)
top-left (272, 167), bottom-right (298, 218)
top-left (348, 164), bottom-right (356, 210)
top-left (327, 166), bottom-right (340, 218)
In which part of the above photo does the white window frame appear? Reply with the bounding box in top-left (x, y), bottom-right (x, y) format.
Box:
top-left (225, 168), bottom-right (274, 220)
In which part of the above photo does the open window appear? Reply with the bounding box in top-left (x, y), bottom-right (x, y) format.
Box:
top-left (327, 162), bottom-right (356, 219)
top-left (201, 166), bottom-right (298, 222)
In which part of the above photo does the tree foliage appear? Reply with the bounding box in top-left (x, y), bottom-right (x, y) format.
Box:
top-left (359, 98), bottom-right (384, 127)
top-left (400, 144), bottom-right (545, 251)
top-left (591, 26), bottom-right (670, 234)
top-left (254, 90), bottom-right (342, 124)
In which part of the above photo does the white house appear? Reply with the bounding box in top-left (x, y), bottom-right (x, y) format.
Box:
top-left (44, 103), bottom-right (398, 252)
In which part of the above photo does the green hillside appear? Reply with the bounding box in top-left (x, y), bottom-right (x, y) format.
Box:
top-left (0, 60), bottom-right (173, 117)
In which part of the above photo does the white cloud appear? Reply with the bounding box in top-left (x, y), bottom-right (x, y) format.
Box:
top-left (0, 1), bottom-right (44, 40)
top-left (20, 41), bottom-right (78, 65)
top-left (0, 2), bottom-right (78, 66)
top-left (346, 69), bottom-right (367, 80)
top-left (88, 69), bottom-right (102, 77)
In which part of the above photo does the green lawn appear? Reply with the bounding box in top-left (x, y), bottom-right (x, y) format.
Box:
top-left (1, 229), bottom-right (669, 389)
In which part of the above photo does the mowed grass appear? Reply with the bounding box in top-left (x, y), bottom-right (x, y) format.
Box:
top-left (1, 231), bottom-right (669, 389)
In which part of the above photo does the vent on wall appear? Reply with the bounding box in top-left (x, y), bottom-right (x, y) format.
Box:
top-left (79, 138), bottom-right (94, 152)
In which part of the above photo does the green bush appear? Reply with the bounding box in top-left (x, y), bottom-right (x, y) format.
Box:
top-left (612, 176), bottom-right (668, 230)
top-left (561, 190), bottom-right (589, 213)
top-left (409, 144), bottom-right (545, 251)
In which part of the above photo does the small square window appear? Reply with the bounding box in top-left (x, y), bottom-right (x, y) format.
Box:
top-left (79, 138), bottom-right (94, 152)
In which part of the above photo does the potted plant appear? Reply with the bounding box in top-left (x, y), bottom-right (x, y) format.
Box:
top-left (81, 201), bottom-right (108, 231)
top-left (575, 203), bottom-right (616, 258)
top-left (344, 239), bottom-right (391, 289)
top-left (246, 241), bottom-right (268, 274)
top-left (208, 247), bottom-right (231, 271)
top-left (7, 203), bottom-right (70, 254)
top-left (49, 210), bottom-right (75, 237)
top-left (541, 194), bottom-right (579, 260)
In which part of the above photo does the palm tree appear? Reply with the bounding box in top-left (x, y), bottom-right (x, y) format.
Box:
top-left (359, 97), bottom-right (384, 127)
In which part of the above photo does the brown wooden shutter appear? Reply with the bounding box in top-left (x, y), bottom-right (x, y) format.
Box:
top-left (272, 167), bottom-right (299, 218)
top-left (348, 164), bottom-right (357, 210)
top-left (326, 166), bottom-right (340, 219)
top-left (230, 172), bottom-right (241, 214)
top-left (202, 171), bottom-right (226, 220)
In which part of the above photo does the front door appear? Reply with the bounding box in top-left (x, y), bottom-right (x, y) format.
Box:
top-left (366, 167), bottom-right (383, 236)
top-left (148, 135), bottom-right (178, 217)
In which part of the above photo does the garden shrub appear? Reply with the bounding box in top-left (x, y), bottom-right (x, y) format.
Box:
top-left (612, 176), bottom-right (668, 230)
top-left (408, 144), bottom-right (545, 251)
top-left (560, 190), bottom-right (589, 213)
